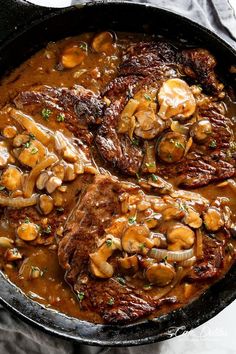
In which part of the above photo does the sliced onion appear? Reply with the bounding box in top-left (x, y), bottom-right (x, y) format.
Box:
top-left (149, 247), bottom-right (194, 262)
top-left (0, 194), bottom-right (38, 208)
top-left (180, 256), bottom-right (197, 267)
top-left (24, 155), bottom-right (58, 197)
top-left (10, 108), bottom-right (51, 145)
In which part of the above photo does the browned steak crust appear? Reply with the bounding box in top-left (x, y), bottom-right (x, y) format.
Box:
top-left (14, 85), bottom-right (106, 144)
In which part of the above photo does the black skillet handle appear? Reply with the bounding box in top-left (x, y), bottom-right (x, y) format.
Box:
top-left (0, 0), bottom-right (56, 45)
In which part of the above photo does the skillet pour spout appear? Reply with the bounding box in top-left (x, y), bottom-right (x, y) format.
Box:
top-left (0, 0), bottom-right (236, 346)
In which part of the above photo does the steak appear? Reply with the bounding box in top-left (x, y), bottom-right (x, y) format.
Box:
top-left (58, 174), bottom-right (226, 323)
top-left (14, 85), bottom-right (106, 144)
top-left (95, 41), bottom-right (235, 186)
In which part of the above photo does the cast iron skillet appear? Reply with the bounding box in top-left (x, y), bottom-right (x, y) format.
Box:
top-left (0, 0), bottom-right (236, 347)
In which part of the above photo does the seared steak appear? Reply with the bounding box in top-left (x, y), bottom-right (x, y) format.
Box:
top-left (58, 175), bottom-right (226, 323)
top-left (14, 85), bottom-right (106, 144)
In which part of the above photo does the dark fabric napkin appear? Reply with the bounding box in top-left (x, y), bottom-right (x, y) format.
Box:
top-left (0, 0), bottom-right (235, 353)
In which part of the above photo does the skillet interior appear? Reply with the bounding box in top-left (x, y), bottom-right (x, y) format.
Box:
top-left (0, 0), bottom-right (236, 346)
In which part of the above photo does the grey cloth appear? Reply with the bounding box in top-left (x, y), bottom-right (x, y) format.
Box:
top-left (0, 1), bottom-right (235, 354)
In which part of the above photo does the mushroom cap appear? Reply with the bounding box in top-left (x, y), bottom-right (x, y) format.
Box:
top-left (146, 262), bottom-right (176, 286)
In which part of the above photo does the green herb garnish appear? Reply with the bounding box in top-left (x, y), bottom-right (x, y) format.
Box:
top-left (56, 207), bottom-right (64, 212)
top-left (209, 139), bottom-right (217, 148)
top-left (56, 113), bottom-right (65, 122)
top-left (30, 147), bottom-right (38, 155)
top-left (23, 141), bottom-right (31, 148)
top-left (144, 93), bottom-right (151, 101)
top-left (143, 284), bottom-right (152, 290)
top-left (136, 172), bottom-right (140, 181)
top-left (41, 108), bottom-right (52, 121)
top-left (0, 185), bottom-right (5, 191)
top-left (128, 216), bottom-right (136, 225)
top-left (162, 255), bottom-right (168, 264)
top-left (151, 174), bottom-right (158, 182)
top-left (106, 239), bottom-right (113, 247)
top-left (132, 138), bottom-right (140, 146)
top-left (145, 162), bottom-right (155, 168)
top-left (43, 225), bottom-right (51, 234)
top-left (139, 243), bottom-right (145, 251)
top-left (29, 133), bottom-right (35, 140)
top-left (77, 291), bottom-right (85, 302)
top-left (107, 297), bottom-right (115, 306)
top-left (116, 277), bottom-right (126, 285)
top-left (79, 42), bottom-right (87, 51)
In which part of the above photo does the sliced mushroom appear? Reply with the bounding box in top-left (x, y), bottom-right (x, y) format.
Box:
top-left (17, 222), bottom-right (39, 241)
top-left (118, 255), bottom-right (139, 273)
top-left (146, 263), bottom-right (176, 287)
top-left (1, 166), bottom-right (22, 191)
top-left (46, 176), bottom-right (62, 194)
top-left (39, 194), bottom-right (54, 215)
top-left (2, 125), bottom-right (17, 139)
top-left (61, 43), bottom-right (87, 69)
top-left (92, 31), bottom-right (116, 55)
top-left (134, 109), bottom-right (165, 140)
top-left (158, 78), bottom-right (196, 119)
top-left (18, 140), bottom-right (46, 168)
top-left (121, 224), bottom-right (153, 255)
top-left (0, 141), bottom-right (10, 167)
top-left (36, 171), bottom-right (51, 190)
top-left (191, 119), bottom-right (212, 142)
top-left (89, 235), bottom-right (121, 278)
top-left (184, 207), bottom-right (202, 228)
top-left (64, 164), bottom-right (76, 181)
top-left (4, 248), bottom-right (22, 261)
top-left (162, 205), bottom-right (185, 221)
top-left (203, 207), bottom-right (224, 231)
top-left (157, 132), bottom-right (187, 163)
top-left (51, 164), bottom-right (65, 180)
top-left (0, 237), bottom-right (14, 248)
top-left (105, 217), bottom-right (128, 238)
top-left (167, 223), bottom-right (195, 251)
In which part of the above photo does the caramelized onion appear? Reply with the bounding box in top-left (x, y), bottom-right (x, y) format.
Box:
top-left (0, 194), bottom-right (38, 208)
top-left (10, 108), bottom-right (51, 145)
top-left (149, 247), bottom-right (194, 262)
top-left (24, 155), bottom-right (58, 197)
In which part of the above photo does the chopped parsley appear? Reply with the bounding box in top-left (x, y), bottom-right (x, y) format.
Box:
top-left (139, 243), bottom-right (146, 251)
top-left (29, 133), bottom-right (35, 140)
top-left (170, 139), bottom-right (185, 149)
top-left (79, 42), bottom-right (87, 51)
top-left (56, 113), bottom-right (65, 122)
top-left (161, 255), bottom-right (168, 264)
top-left (107, 297), bottom-right (115, 306)
top-left (144, 93), bottom-right (151, 101)
top-left (30, 147), bottom-right (38, 155)
top-left (43, 225), bottom-right (51, 234)
top-left (30, 266), bottom-right (44, 277)
top-left (128, 216), bottom-right (136, 225)
top-left (24, 217), bottom-right (30, 224)
top-left (23, 141), bottom-right (31, 148)
top-left (77, 291), bottom-right (85, 302)
top-left (0, 185), bottom-right (5, 191)
top-left (209, 139), bottom-right (217, 148)
top-left (143, 284), bottom-right (152, 290)
top-left (135, 172), bottom-right (140, 181)
top-left (106, 239), bottom-right (113, 247)
top-left (41, 108), bottom-right (52, 121)
top-left (145, 162), bottom-right (155, 168)
top-left (132, 138), bottom-right (140, 146)
top-left (116, 277), bottom-right (126, 285)
top-left (151, 174), bottom-right (158, 182)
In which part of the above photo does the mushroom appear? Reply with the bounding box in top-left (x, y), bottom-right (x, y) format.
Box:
top-left (157, 132), bottom-right (187, 163)
top-left (64, 164), bottom-right (76, 181)
top-left (0, 166), bottom-right (22, 191)
top-left (92, 31), bottom-right (116, 55)
top-left (105, 217), bottom-right (128, 238)
top-left (183, 207), bottom-right (202, 228)
top-left (36, 171), bottom-right (51, 190)
top-left (18, 140), bottom-right (46, 168)
top-left (118, 255), bottom-right (139, 273)
top-left (146, 263), bottom-right (176, 287)
top-left (162, 205), bottom-right (185, 221)
top-left (2, 125), bottom-right (17, 139)
top-left (89, 235), bottom-right (122, 278)
top-left (121, 224), bottom-right (153, 255)
top-left (158, 78), bottom-right (196, 119)
top-left (39, 194), bottom-right (54, 215)
top-left (17, 222), bottom-right (39, 241)
top-left (46, 176), bottom-right (62, 194)
top-left (203, 207), bottom-right (224, 231)
top-left (52, 164), bottom-right (65, 180)
top-left (0, 141), bottom-right (10, 167)
top-left (167, 223), bottom-right (195, 251)
top-left (13, 134), bottom-right (29, 147)
top-left (0, 237), bottom-right (14, 248)
top-left (61, 43), bottom-right (87, 69)
top-left (134, 109), bottom-right (165, 140)
top-left (4, 248), bottom-right (22, 261)
top-left (191, 119), bottom-right (212, 142)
